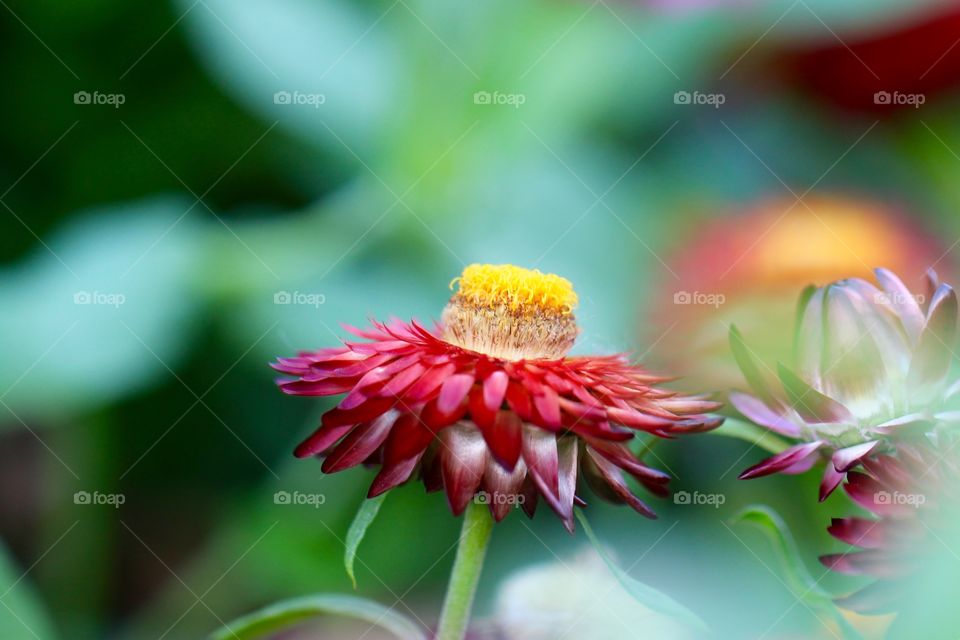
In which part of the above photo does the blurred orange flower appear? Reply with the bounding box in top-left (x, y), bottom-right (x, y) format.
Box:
top-left (648, 194), bottom-right (950, 391)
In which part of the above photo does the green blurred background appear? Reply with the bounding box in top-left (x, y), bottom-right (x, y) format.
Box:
top-left (3, 0), bottom-right (960, 637)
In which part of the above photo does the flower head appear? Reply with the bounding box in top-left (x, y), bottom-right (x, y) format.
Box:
top-left (821, 442), bottom-right (960, 614)
top-left (732, 267), bottom-right (960, 499)
top-left (273, 264), bottom-right (722, 530)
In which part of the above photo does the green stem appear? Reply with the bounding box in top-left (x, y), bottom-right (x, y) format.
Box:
top-left (435, 501), bottom-right (495, 640)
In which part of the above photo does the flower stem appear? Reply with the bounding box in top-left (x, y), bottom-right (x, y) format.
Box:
top-left (436, 501), bottom-right (495, 640)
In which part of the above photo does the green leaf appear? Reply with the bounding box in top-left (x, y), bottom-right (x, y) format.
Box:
top-left (731, 506), bottom-right (828, 598)
top-left (731, 506), bottom-right (862, 639)
top-left (178, 0), bottom-right (401, 153)
top-left (575, 510), bottom-right (708, 632)
top-left (209, 593), bottom-right (427, 640)
top-left (0, 196), bottom-right (204, 424)
top-left (710, 417), bottom-right (792, 456)
top-left (0, 541), bottom-right (58, 639)
top-left (344, 493), bottom-right (387, 589)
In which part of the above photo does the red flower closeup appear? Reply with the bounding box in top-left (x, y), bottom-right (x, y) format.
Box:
top-left (273, 264), bottom-right (722, 530)
top-left (821, 442), bottom-right (960, 614)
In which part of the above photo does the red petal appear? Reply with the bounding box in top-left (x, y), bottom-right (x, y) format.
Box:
top-left (321, 410), bottom-right (399, 473)
top-left (521, 425), bottom-right (561, 512)
top-left (378, 362), bottom-right (427, 397)
top-left (606, 407), bottom-right (676, 430)
top-left (832, 441), bottom-right (879, 472)
top-left (368, 455), bottom-right (422, 497)
top-left (543, 371), bottom-right (573, 393)
top-left (843, 471), bottom-right (918, 516)
top-left (532, 386), bottom-right (562, 429)
top-left (483, 370), bottom-right (509, 411)
top-left (467, 386), bottom-right (497, 431)
top-left (405, 363), bottom-right (456, 402)
top-left (279, 378), bottom-right (356, 396)
top-left (558, 397), bottom-right (607, 422)
top-left (585, 447), bottom-right (657, 519)
top-left (819, 550), bottom-right (908, 579)
top-left (338, 384), bottom-right (375, 411)
top-left (294, 422), bottom-right (356, 458)
top-left (819, 463), bottom-right (845, 501)
top-left (350, 340), bottom-right (414, 355)
top-left (827, 517), bottom-right (886, 549)
top-left (438, 373), bottom-right (475, 414)
top-left (367, 415), bottom-right (434, 496)
top-left (567, 419), bottom-right (634, 441)
top-left (324, 353), bottom-right (394, 378)
top-left (586, 440), bottom-right (671, 484)
top-left (481, 457), bottom-right (527, 522)
top-left (321, 398), bottom-right (396, 428)
top-left (479, 410), bottom-right (523, 471)
top-left (739, 441), bottom-right (824, 480)
top-left (382, 413), bottom-right (435, 463)
top-left (556, 437), bottom-right (579, 530)
top-left (421, 396), bottom-right (468, 431)
top-left (519, 477), bottom-right (539, 518)
top-left (505, 383), bottom-right (534, 421)
top-left (438, 424), bottom-right (488, 515)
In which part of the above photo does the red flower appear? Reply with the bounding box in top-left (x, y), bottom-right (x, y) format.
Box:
top-left (273, 264), bottom-right (722, 530)
top-left (821, 442), bottom-right (960, 614)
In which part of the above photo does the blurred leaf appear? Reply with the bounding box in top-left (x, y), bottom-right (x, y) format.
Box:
top-left (179, 0), bottom-right (402, 154)
top-left (710, 418), bottom-right (791, 456)
top-left (209, 593), bottom-right (426, 640)
top-left (0, 196), bottom-right (203, 423)
top-left (731, 506), bottom-right (862, 639)
top-left (0, 542), bottom-right (58, 639)
top-left (731, 506), bottom-right (828, 598)
top-left (575, 509), bottom-right (708, 632)
top-left (344, 493), bottom-right (387, 589)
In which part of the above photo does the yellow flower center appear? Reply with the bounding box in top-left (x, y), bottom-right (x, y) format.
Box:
top-left (442, 264), bottom-right (579, 360)
top-left (450, 264), bottom-right (578, 315)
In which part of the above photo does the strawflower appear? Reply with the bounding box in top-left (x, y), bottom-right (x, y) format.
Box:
top-left (273, 264), bottom-right (722, 529)
top-left (731, 267), bottom-right (959, 500)
top-left (821, 442), bottom-right (960, 617)
top-left (272, 264), bottom-right (722, 640)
